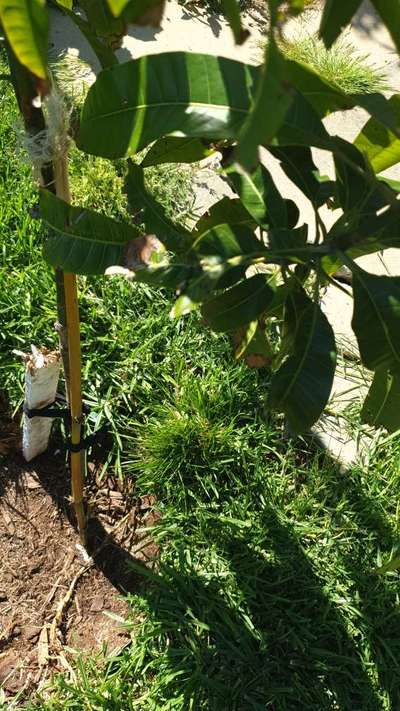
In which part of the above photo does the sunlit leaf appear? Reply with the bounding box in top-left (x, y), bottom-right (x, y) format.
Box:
top-left (0, 0), bottom-right (48, 79)
top-left (78, 52), bottom-right (258, 159)
top-left (354, 95), bottom-right (400, 173)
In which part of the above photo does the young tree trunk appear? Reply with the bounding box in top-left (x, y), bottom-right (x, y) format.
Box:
top-left (7, 45), bottom-right (87, 544)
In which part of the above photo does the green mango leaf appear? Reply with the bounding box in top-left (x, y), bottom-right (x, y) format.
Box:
top-left (333, 137), bottom-right (388, 213)
top-left (226, 163), bottom-right (299, 229)
top-left (194, 197), bottom-right (256, 235)
top-left (106, 0), bottom-right (129, 14)
top-left (79, 0), bottom-right (126, 42)
top-left (125, 0), bottom-right (165, 25)
top-left (221, 0), bottom-right (250, 45)
top-left (133, 261), bottom-right (195, 288)
top-left (269, 145), bottom-right (335, 207)
top-left (192, 197), bottom-right (258, 288)
top-left (78, 52), bottom-right (258, 159)
top-left (354, 95), bottom-right (400, 174)
top-left (268, 225), bottom-right (307, 252)
top-left (53, 0), bottom-right (72, 9)
top-left (125, 163), bottom-right (191, 252)
top-left (319, 0), bottom-right (363, 48)
top-left (275, 92), bottom-right (333, 150)
top-left (40, 189), bottom-right (143, 274)
top-left (269, 291), bottom-right (337, 433)
top-left (233, 322), bottom-right (274, 368)
top-left (361, 368), bottom-right (400, 432)
top-left (62, 9), bottom-right (118, 68)
top-left (192, 223), bottom-right (263, 259)
top-left (352, 268), bottom-right (400, 372)
top-left (237, 38), bottom-right (294, 169)
top-left (371, 0), bottom-right (400, 54)
top-left (142, 137), bottom-right (214, 167)
top-left (201, 274), bottom-right (275, 332)
top-left (0, 0), bottom-right (48, 79)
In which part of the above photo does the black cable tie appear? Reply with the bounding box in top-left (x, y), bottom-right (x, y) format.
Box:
top-left (66, 423), bottom-right (111, 454)
top-left (23, 402), bottom-right (71, 421)
top-left (23, 397), bottom-right (91, 422)
top-left (67, 432), bottom-right (97, 453)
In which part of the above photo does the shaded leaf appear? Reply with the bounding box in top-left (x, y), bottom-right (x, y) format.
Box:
top-left (269, 291), bottom-right (337, 433)
top-left (352, 268), bottom-right (400, 371)
top-left (142, 137), bottom-right (214, 167)
top-left (233, 322), bottom-right (274, 368)
top-left (40, 189), bottom-right (143, 274)
top-left (371, 0), bottom-right (400, 54)
top-left (226, 163), bottom-right (299, 229)
top-left (0, 0), bottom-right (48, 79)
top-left (62, 8), bottom-right (118, 68)
top-left (78, 52), bottom-right (258, 159)
top-left (201, 274), bottom-right (275, 332)
top-left (268, 225), bottom-right (307, 252)
top-left (319, 0), bottom-right (363, 48)
top-left (194, 197), bottom-right (256, 235)
top-left (275, 92), bottom-right (332, 150)
top-left (192, 222), bottom-right (263, 259)
top-left (108, 0), bottom-right (165, 24)
top-left (221, 0), bottom-right (250, 45)
top-left (79, 0), bottom-right (126, 44)
top-left (361, 368), bottom-right (400, 432)
top-left (333, 136), bottom-right (387, 213)
top-left (269, 145), bottom-right (335, 207)
top-left (125, 163), bottom-right (191, 252)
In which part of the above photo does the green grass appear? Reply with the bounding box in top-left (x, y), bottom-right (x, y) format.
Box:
top-left (282, 34), bottom-right (388, 94)
top-left (2, 56), bottom-right (400, 711)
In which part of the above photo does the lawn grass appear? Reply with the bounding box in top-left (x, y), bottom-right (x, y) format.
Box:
top-left (2, 55), bottom-right (400, 711)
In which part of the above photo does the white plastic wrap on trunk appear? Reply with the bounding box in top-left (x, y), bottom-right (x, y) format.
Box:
top-left (22, 347), bottom-right (61, 462)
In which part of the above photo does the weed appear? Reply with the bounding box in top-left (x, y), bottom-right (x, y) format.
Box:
top-left (282, 34), bottom-right (388, 94)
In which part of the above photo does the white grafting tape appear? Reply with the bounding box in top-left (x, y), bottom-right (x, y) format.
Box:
top-left (22, 346), bottom-right (61, 462)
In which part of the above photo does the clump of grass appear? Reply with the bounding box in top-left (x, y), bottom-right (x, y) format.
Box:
top-left (282, 34), bottom-right (388, 94)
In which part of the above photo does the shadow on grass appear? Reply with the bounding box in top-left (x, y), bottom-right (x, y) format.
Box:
top-left (3, 433), bottom-right (400, 709)
top-left (123, 448), bottom-right (400, 710)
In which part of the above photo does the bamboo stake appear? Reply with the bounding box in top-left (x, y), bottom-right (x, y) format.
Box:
top-left (63, 272), bottom-right (86, 544)
top-left (54, 157), bottom-right (87, 545)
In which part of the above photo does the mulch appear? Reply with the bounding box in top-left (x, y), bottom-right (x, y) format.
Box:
top-left (0, 399), bottom-right (159, 702)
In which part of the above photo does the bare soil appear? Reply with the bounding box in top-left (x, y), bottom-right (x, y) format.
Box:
top-left (0, 403), bottom-right (158, 701)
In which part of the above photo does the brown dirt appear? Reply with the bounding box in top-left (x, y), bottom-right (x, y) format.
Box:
top-left (0, 413), bottom-right (159, 701)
